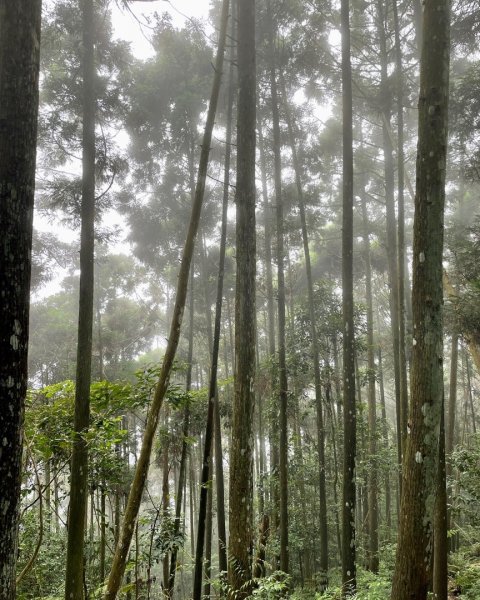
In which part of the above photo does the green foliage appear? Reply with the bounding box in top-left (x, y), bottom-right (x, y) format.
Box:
top-left (452, 433), bottom-right (480, 529)
top-left (252, 571), bottom-right (291, 598)
top-left (298, 567), bottom-right (391, 599)
top-left (17, 511), bottom-right (67, 599)
top-left (450, 550), bottom-right (480, 599)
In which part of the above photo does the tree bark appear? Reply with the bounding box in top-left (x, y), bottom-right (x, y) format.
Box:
top-left (65, 0), bottom-right (96, 596)
top-left (390, 1), bottom-right (450, 597)
top-left (168, 270), bottom-right (194, 597)
top-left (361, 195), bottom-right (379, 573)
top-left (341, 0), bottom-right (356, 595)
top-left (227, 0), bottom-right (256, 593)
top-left (0, 3), bottom-right (40, 593)
top-left (433, 399), bottom-right (448, 600)
top-left (192, 6), bottom-right (231, 597)
top-left (392, 0), bottom-right (410, 466)
top-left (266, 0), bottom-right (289, 575)
top-left (376, 0), bottom-right (405, 477)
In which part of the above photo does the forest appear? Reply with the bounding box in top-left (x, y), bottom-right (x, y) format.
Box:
top-left (0, 0), bottom-right (478, 598)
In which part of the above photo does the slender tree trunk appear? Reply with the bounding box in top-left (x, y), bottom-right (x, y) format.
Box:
top-left (377, 347), bottom-right (392, 531)
top-left (326, 378), bottom-right (342, 564)
top-left (392, 0), bottom-right (409, 465)
top-left (162, 409), bottom-right (171, 592)
top-left (433, 399), bottom-right (448, 600)
top-left (281, 70), bottom-right (328, 587)
top-left (215, 3), bottom-right (237, 572)
top-left (257, 122), bottom-right (279, 543)
top-left (390, 1), bottom-right (450, 597)
top-left (341, 0), bottom-right (356, 595)
top-left (203, 465), bottom-right (213, 599)
top-left (376, 0), bottom-right (405, 478)
top-left (168, 273), bottom-right (194, 597)
top-left (227, 0), bottom-right (256, 593)
top-left (361, 195), bottom-right (379, 572)
top-left (266, 0), bottom-right (289, 575)
top-left (100, 485), bottom-right (106, 583)
top-left (104, 2), bottom-right (230, 594)
top-left (446, 333), bottom-right (458, 552)
top-left (192, 7), bottom-right (232, 598)
top-left (65, 0), bottom-right (96, 595)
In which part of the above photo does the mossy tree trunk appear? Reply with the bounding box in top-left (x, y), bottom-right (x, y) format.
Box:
top-left (390, 1), bottom-right (450, 597)
top-left (0, 3), bottom-right (41, 597)
top-left (227, 0), bottom-right (256, 594)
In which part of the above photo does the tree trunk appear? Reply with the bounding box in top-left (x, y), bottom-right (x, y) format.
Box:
top-left (361, 195), bottom-right (379, 573)
top-left (0, 7), bottom-right (41, 588)
top-left (257, 122), bottom-right (279, 545)
top-left (192, 7), bottom-right (232, 598)
top-left (392, 0), bottom-right (410, 468)
top-left (446, 333), bottom-right (458, 552)
top-left (168, 272), bottom-right (194, 597)
top-left (104, 1), bottom-right (230, 593)
top-left (266, 0), bottom-right (289, 575)
top-left (162, 409), bottom-right (171, 592)
top-left (390, 1), bottom-right (450, 597)
top-left (377, 347), bottom-right (392, 531)
top-left (376, 0), bottom-right (405, 478)
top-left (214, 2), bottom-right (236, 572)
top-left (433, 399), bottom-right (448, 600)
top-left (281, 70), bottom-right (328, 587)
top-left (65, 0), bottom-right (96, 595)
top-left (227, 0), bottom-right (256, 593)
top-left (340, 0), bottom-right (356, 595)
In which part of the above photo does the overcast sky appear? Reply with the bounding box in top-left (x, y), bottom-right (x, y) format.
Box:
top-left (112, 0), bottom-right (212, 57)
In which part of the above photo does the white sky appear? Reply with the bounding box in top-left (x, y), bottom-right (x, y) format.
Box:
top-left (111, 0), bottom-right (212, 58)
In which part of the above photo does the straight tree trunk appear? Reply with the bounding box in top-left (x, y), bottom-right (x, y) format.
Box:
top-left (377, 347), bottom-right (392, 531)
top-left (192, 6), bottom-right (231, 597)
top-left (227, 0), bottom-right (256, 593)
top-left (266, 0), bottom-right (289, 575)
top-left (214, 2), bottom-right (237, 570)
top-left (361, 195), bottom-right (379, 573)
top-left (162, 409), bottom-right (171, 591)
top-left (168, 272), bottom-right (195, 597)
top-left (100, 486), bottom-right (106, 583)
top-left (390, 1), bottom-right (450, 597)
top-left (0, 12), bottom-right (41, 589)
top-left (340, 0), bottom-right (356, 595)
top-left (281, 71), bottom-right (328, 587)
top-left (446, 333), bottom-right (458, 551)
top-left (257, 123), bottom-right (279, 541)
top-left (65, 0), bottom-right (96, 595)
top-left (104, 0), bottom-right (230, 591)
top-left (376, 0), bottom-right (405, 476)
top-left (392, 0), bottom-right (410, 464)
top-left (433, 400), bottom-right (448, 600)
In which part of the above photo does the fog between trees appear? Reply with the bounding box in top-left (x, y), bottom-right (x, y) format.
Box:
top-left (1, 1), bottom-right (480, 599)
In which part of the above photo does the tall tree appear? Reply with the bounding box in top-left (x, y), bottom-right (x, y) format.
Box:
top-left (281, 72), bottom-right (328, 586)
top-left (360, 194), bottom-right (378, 573)
top-left (65, 0), bottom-right (96, 595)
top-left (390, 0), bottom-right (450, 597)
top-left (104, 1), bottom-right (231, 594)
top-left (340, 0), bottom-right (356, 595)
top-left (266, 0), bottom-right (289, 575)
top-left (192, 3), bottom-right (231, 596)
top-left (0, 2), bottom-right (42, 597)
top-left (227, 0), bottom-right (256, 594)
